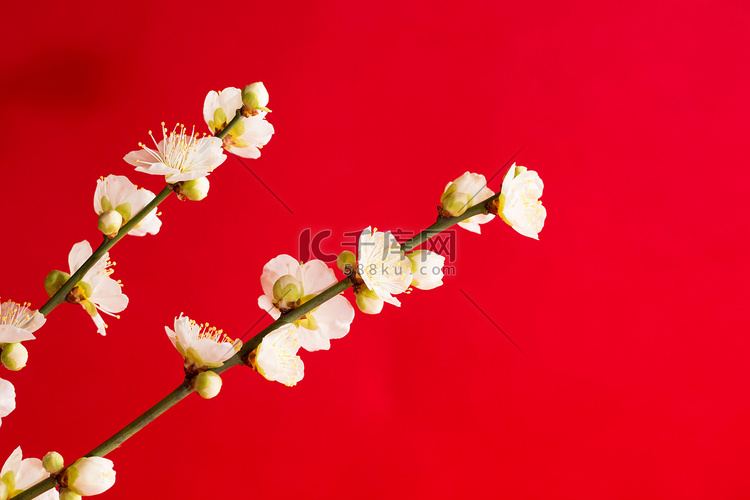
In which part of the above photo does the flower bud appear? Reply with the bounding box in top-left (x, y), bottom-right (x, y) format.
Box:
top-left (336, 251), bottom-right (357, 275)
top-left (175, 178), bottom-right (210, 201)
top-left (59, 489), bottom-right (82, 500)
top-left (242, 82), bottom-right (270, 110)
top-left (43, 451), bottom-right (64, 474)
top-left (439, 190), bottom-right (470, 217)
top-left (355, 288), bottom-right (384, 315)
top-left (44, 270), bottom-right (71, 297)
top-left (273, 275), bottom-right (304, 304)
top-left (193, 370), bottom-right (222, 399)
top-left (64, 457), bottom-right (116, 496)
top-left (1, 343), bottom-right (28, 371)
top-left (97, 210), bottom-right (123, 239)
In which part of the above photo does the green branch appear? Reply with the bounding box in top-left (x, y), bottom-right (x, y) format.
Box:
top-left (38, 110), bottom-right (248, 318)
top-left (39, 186), bottom-right (173, 317)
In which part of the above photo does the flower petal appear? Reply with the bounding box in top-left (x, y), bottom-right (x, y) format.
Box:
top-left (14, 457), bottom-right (49, 491)
top-left (302, 295), bottom-right (355, 351)
top-left (121, 187), bottom-right (155, 218)
top-left (1, 446), bottom-right (23, 477)
top-left (0, 378), bottom-right (16, 420)
top-left (258, 295), bottom-right (282, 320)
top-left (123, 148), bottom-right (157, 168)
top-left (91, 313), bottom-right (107, 336)
top-left (68, 240), bottom-right (93, 274)
top-left (134, 161), bottom-right (179, 177)
top-left (300, 260), bottom-right (337, 295)
top-left (0, 325), bottom-right (36, 343)
top-left (203, 90), bottom-right (222, 127)
top-left (227, 145), bottom-right (261, 159)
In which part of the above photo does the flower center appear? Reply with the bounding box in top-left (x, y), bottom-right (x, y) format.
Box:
top-left (189, 319), bottom-right (238, 348)
top-left (139, 123), bottom-right (208, 172)
top-left (0, 300), bottom-right (34, 328)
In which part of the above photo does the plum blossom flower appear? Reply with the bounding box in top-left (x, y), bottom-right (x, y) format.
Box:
top-left (203, 85), bottom-right (274, 159)
top-left (63, 457), bottom-right (115, 496)
top-left (356, 227), bottom-right (413, 307)
top-left (440, 172), bottom-right (495, 233)
top-left (93, 175), bottom-right (161, 237)
top-left (0, 300), bottom-right (44, 427)
top-left (68, 241), bottom-right (128, 336)
top-left (249, 324), bottom-right (304, 387)
top-left (497, 163), bottom-right (546, 239)
top-left (0, 378), bottom-right (15, 429)
top-left (1, 447), bottom-right (59, 500)
top-left (407, 250), bottom-right (446, 290)
top-left (0, 299), bottom-right (45, 343)
top-left (165, 314), bottom-right (241, 369)
top-left (258, 255), bottom-right (354, 351)
top-left (124, 123), bottom-right (226, 183)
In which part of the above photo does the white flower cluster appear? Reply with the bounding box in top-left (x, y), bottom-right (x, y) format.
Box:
top-left (440, 166), bottom-right (546, 238)
top-left (2, 77), bottom-right (549, 500)
top-left (0, 83), bottom-right (276, 498)
top-left (0, 300), bottom-right (45, 428)
top-left (250, 163), bottom-right (545, 386)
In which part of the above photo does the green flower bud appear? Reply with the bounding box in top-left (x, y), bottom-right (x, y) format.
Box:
top-left (59, 489), bottom-right (81, 500)
top-left (273, 275), bottom-right (304, 304)
top-left (440, 191), bottom-right (471, 217)
top-left (44, 270), bottom-right (71, 297)
top-left (336, 251), bottom-right (357, 275)
top-left (1, 343), bottom-right (28, 371)
top-left (98, 210), bottom-right (123, 239)
top-left (175, 178), bottom-right (210, 201)
top-left (194, 371), bottom-right (222, 399)
top-left (242, 82), bottom-right (270, 111)
top-left (43, 451), bottom-right (64, 474)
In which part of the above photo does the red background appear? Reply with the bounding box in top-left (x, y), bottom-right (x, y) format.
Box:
top-left (2, 1), bottom-right (749, 498)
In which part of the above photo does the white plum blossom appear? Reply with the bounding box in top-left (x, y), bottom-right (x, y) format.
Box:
top-left (258, 255), bottom-right (354, 352)
top-left (407, 250), bottom-right (446, 290)
top-left (0, 378), bottom-right (15, 429)
top-left (93, 175), bottom-right (161, 236)
top-left (251, 324), bottom-right (304, 387)
top-left (498, 163), bottom-right (546, 239)
top-left (356, 227), bottom-right (413, 307)
top-left (203, 86), bottom-right (274, 159)
top-left (124, 123), bottom-right (226, 183)
top-left (68, 241), bottom-right (128, 336)
top-left (64, 457), bottom-right (116, 496)
top-left (441, 172), bottom-right (495, 233)
top-left (165, 314), bottom-right (241, 369)
top-left (1, 447), bottom-right (59, 500)
top-left (0, 300), bottom-right (44, 427)
top-left (0, 299), bottom-right (45, 343)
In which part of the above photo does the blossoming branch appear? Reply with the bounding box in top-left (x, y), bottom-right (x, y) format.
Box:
top-left (1, 82), bottom-right (545, 500)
